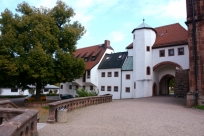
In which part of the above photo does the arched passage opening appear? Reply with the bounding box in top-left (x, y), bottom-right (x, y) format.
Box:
top-left (159, 74), bottom-right (175, 95)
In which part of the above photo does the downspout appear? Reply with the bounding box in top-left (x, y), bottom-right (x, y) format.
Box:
top-left (191, 0), bottom-right (198, 105)
top-left (120, 69), bottom-right (122, 99)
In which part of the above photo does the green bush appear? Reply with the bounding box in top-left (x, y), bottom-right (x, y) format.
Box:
top-left (49, 90), bottom-right (53, 94)
top-left (76, 88), bottom-right (98, 97)
top-left (28, 89), bottom-right (35, 94)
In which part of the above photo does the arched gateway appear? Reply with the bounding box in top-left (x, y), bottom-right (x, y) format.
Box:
top-left (152, 61), bottom-right (189, 97)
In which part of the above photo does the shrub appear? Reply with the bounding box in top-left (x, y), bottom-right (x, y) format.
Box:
top-left (53, 89), bottom-right (58, 94)
top-left (49, 90), bottom-right (53, 94)
top-left (28, 89), bottom-right (35, 94)
top-left (76, 88), bottom-right (98, 97)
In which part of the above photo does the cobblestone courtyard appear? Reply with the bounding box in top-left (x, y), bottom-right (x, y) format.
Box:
top-left (39, 96), bottom-right (204, 136)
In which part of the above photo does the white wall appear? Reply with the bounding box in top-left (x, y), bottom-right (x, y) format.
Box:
top-left (0, 88), bottom-right (29, 96)
top-left (98, 69), bottom-right (121, 99)
top-left (121, 71), bottom-right (133, 98)
top-left (127, 49), bottom-right (134, 56)
top-left (132, 28), bottom-right (156, 98)
top-left (152, 45), bottom-right (189, 69)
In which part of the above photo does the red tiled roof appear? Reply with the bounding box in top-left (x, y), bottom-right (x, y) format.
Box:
top-left (126, 23), bottom-right (188, 49)
top-left (74, 40), bottom-right (113, 70)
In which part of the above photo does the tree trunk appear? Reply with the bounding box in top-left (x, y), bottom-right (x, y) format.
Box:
top-left (35, 80), bottom-right (42, 102)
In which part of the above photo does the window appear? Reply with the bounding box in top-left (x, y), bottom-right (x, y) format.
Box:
top-left (101, 86), bottom-right (105, 91)
top-left (146, 46), bottom-right (150, 52)
top-left (90, 86), bottom-right (93, 90)
top-left (114, 72), bottom-right (118, 77)
top-left (159, 50), bottom-right (165, 57)
top-left (75, 85), bottom-right (78, 89)
top-left (83, 86), bottom-right (85, 89)
top-left (114, 86), bottom-right (118, 92)
top-left (126, 87), bottom-right (130, 93)
top-left (118, 55), bottom-right (122, 59)
top-left (106, 56), bottom-right (110, 60)
top-left (87, 70), bottom-right (90, 78)
top-left (178, 47), bottom-right (184, 55)
top-left (133, 34), bottom-right (135, 39)
top-left (101, 72), bottom-right (105, 77)
top-left (91, 56), bottom-right (96, 61)
top-left (84, 57), bottom-right (88, 62)
top-left (108, 72), bottom-right (112, 77)
top-left (60, 85), bottom-right (63, 89)
top-left (44, 89), bottom-right (49, 92)
top-left (147, 66), bottom-right (151, 75)
top-left (69, 85), bottom-right (72, 89)
top-left (134, 82), bottom-right (136, 89)
top-left (126, 74), bottom-right (130, 79)
top-left (107, 86), bottom-right (111, 91)
top-left (168, 49), bottom-right (174, 56)
top-left (11, 88), bottom-right (18, 92)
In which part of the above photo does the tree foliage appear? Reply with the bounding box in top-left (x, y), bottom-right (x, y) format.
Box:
top-left (0, 1), bottom-right (86, 101)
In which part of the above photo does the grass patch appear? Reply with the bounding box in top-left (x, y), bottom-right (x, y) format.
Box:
top-left (42, 106), bottom-right (49, 110)
top-left (194, 105), bottom-right (204, 110)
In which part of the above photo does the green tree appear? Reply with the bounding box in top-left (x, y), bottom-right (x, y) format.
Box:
top-left (169, 78), bottom-right (175, 92)
top-left (0, 1), bottom-right (86, 101)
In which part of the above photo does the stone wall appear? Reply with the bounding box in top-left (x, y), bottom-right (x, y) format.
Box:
top-left (47, 94), bottom-right (112, 123)
top-left (0, 100), bottom-right (39, 136)
top-left (186, 0), bottom-right (204, 106)
top-left (174, 69), bottom-right (189, 97)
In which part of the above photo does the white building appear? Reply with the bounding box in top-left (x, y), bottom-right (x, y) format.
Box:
top-left (60, 22), bottom-right (189, 99)
top-left (60, 40), bottom-right (114, 96)
top-left (0, 84), bottom-right (59, 96)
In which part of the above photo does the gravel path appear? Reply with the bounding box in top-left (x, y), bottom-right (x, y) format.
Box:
top-left (39, 96), bottom-right (204, 136)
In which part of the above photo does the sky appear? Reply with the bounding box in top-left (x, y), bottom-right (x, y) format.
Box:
top-left (0, 0), bottom-right (187, 52)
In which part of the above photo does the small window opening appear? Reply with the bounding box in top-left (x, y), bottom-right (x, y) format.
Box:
top-left (101, 72), bottom-right (105, 77)
top-left (92, 56), bottom-right (96, 61)
top-left (118, 55), bottom-right (122, 59)
top-left (84, 57), bottom-right (88, 62)
top-left (146, 46), bottom-right (150, 52)
top-left (147, 66), bottom-right (150, 75)
top-left (101, 86), bottom-right (105, 91)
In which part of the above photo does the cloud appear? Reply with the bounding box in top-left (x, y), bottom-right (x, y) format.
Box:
top-left (141, 0), bottom-right (186, 20)
top-left (109, 31), bottom-right (125, 42)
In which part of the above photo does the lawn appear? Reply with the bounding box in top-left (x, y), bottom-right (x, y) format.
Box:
top-left (194, 105), bottom-right (204, 110)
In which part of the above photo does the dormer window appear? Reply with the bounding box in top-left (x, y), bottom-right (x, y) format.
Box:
top-left (118, 55), bottom-right (122, 59)
top-left (84, 57), bottom-right (88, 62)
top-left (92, 56), bottom-right (96, 61)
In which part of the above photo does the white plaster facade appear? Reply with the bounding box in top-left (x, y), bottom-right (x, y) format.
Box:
top-left (98, 69), bottom-right (121, 99)
top-left (121, 71), bottom-right (133, 99)
top-left (60, 23), bottom-right (189, 99)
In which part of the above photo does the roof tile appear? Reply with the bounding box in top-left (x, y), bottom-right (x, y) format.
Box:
top-left (126, 23), bottom-right (188, 49)
top-left (74, 40), bottom-right (113, 70)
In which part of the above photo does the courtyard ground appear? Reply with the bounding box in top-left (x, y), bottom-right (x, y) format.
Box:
top-left (38, 96), bottom-right (204, 136)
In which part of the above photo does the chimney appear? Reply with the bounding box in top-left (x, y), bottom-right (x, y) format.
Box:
top-left (104, 40), bottom-right (110, 48)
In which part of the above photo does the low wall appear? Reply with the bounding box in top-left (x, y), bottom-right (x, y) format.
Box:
top-left (0, 100), bottom-right (39, 136)
top-left (0, 100), bottom-right (18, 108)
top-left (24, 100), bottom-right (57, 107)
top-left (47, 94), bottom-right (112, 123)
